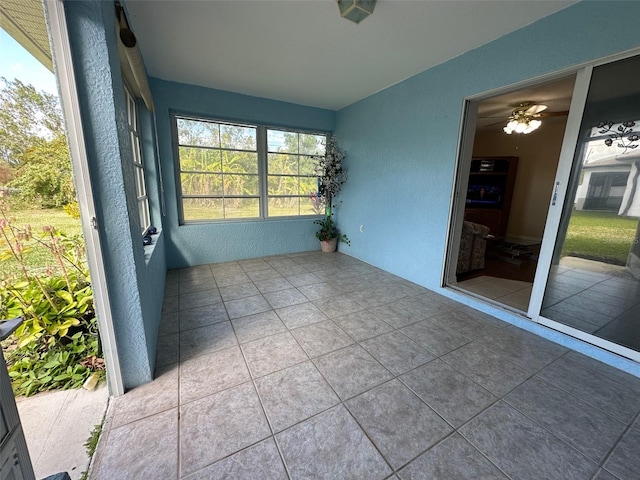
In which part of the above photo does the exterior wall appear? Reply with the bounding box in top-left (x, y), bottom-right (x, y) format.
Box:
top-left (335, 1), bottom-right (640, 375)
top-left (150, 78), bottom-right (336, 269)
top-left (575, 165), bottom-right (631, 210)
top-left (64, 0), bottom-right (166, 389)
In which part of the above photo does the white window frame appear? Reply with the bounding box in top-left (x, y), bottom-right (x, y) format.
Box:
top-left (125, 86), bottom-right (151, 234)
top-left (173, 114), bottom-right (328, 223)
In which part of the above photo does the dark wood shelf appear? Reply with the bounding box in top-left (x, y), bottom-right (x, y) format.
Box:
top-left (464, 156), bottom-right (518, 238)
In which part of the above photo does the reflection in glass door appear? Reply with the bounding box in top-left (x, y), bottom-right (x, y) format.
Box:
top-left (540, 55), bottom-right (640, 355)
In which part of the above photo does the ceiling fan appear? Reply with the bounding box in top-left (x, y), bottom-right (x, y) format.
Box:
top-left (502, 102), bottom-right (569, 134)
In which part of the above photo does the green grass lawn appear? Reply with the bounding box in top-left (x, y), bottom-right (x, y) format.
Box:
top-left (562, 209), bottom-right (638, 265)
top-left (0, 208), bottom-right (83, 279)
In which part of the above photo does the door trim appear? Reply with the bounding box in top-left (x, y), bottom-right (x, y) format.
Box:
top-left (45, 0), bottom-right (124, 396)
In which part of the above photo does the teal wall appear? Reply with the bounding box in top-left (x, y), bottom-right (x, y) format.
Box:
top-left (150, 78), bottom-right (336, 269)
top-left (334, 1), bottom-right (640, 375)
top-left (63, 0), bottom-right (166, 389)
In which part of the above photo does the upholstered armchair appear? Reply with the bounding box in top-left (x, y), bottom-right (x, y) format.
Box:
top-left (457, 221), bottom-right (490, 274)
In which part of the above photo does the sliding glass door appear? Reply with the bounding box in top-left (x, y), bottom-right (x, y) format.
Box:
top-left (533, 54), bottom-right (640, 361)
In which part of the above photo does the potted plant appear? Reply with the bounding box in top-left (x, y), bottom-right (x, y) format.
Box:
top-left (313, 136), bottom-right (349, 252)
top-left (314, 213), bottom-right (350, 253)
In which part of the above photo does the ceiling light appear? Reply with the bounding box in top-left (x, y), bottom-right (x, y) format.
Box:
top-left (503, 104), bottom-right (545, 135)
top-left (336, 0), bottom-right (377, 24)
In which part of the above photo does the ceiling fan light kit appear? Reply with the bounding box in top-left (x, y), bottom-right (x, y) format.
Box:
top-left (336, 0), bottom-right (377, 24)
top-left (503, 102), bottom-right (547, 135)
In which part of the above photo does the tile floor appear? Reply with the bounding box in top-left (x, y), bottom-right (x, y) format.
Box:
top-left (90, 252), bottom-right (640, 479)
top-left (455, 275), bottom-right (532, 311)
top-left (542, 258), bottom-right (640, 351)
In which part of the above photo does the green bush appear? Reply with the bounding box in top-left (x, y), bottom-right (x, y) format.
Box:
top-left (1, 204), bottom-right (103, 396)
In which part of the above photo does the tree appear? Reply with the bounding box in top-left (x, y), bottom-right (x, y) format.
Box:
top-left (0, 77), bottom-right (64, 166)
top-left (9, 135), bottom-right (75, 208)
top-left (0, 78), bottom-right (75, 207)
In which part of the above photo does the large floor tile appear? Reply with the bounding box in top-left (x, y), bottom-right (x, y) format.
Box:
top-left (179, 303), bottom-right (229, 331)
top-left (275, 301), bottom-right (329, 329)
top-left (92, 409), bottom-right (178, 480)
top-left (255, 361), bottom-right (340, 432)
top-left (442, 343), bottom-right (531, 396)
top-left (369, 299), bottom-right (429, 328)
top-left (504, 377), bottom-right (626, 462)
top-left (225, 294), bottom-right (272, 319)
top-left (179, 288), bottom-right (222, 310)
top-left (314, 344), bottom-right (393, 400)
top-left (264, 288), bottom-right (309, 309)
top-left (400, 319), bottom-right (471, 356)
top-left (254, 276), bottom-right (294, 294)
top-left (334, 310), bottom-right (394, 341)
top-left (180, 346), bottom-right (251, 404)
top-left (182, 438), bottom-right (287, 480)
top-left (241, 331), bottom-right (308, 377)
top-left (312, 295), bottom-right (364, 318)
top-left (219, 282), bottom-right (261, 302)
top-left (537, 354), bottom-right (640, 424)
top-left (156, 332), bottom-right (178, 368)
top-left (179, 321), bottom-right (238, 360)
top-left (276, 405), bottom-right (392, 480)
top-left (602, 428), bottom-right (640, 479)
top-left (290, 320), bottom-right (354, 357)
top-left (346, 379), bottom-right (452, 469)
top-left (398, 433), bottom-right (507, 480)
top-left (110, 364), bottom-right (179, 428)
top-left (361, 331), bottom-right (435, 376)
top-left (179, 383), bottom-right (271, 477)
top-left (460, 402), bottom-right (597, 480)
top-left (475, 325), bottom-right (568, 372)
top-left (231, 310), bottom-right (287, 344)
top-left (400, 359), bottom-right (497, 428)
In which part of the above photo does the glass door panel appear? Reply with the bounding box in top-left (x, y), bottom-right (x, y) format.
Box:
top-left (540, 55), bottom-right (640, 354)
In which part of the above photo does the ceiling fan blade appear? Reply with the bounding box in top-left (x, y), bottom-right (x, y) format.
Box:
top-left (525, 104), bottom-right (547, 115)
top-left (539, 110), bottom-right (569, 117)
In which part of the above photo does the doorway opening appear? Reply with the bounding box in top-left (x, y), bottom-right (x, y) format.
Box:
top-left (449, 74), bottom-right (576, 312)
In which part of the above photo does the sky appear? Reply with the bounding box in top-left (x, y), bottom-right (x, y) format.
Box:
top-left (0, 28), bottom-right (58, 95)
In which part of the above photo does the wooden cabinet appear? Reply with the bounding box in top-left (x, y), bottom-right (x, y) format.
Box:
top-left (464, 157), bottom-right (518, 239)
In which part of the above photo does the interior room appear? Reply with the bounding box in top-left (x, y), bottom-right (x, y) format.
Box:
top-left (2, 1), bottom-right (640, 479)
top-left (453, 75), bottom-right (575, 310)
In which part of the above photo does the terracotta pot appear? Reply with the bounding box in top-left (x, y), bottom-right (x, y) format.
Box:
top-left (320, 238), bottom-right (337, 253)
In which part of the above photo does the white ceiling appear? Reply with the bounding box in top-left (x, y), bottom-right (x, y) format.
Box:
top-left (125, 0), bottom-right (576, 111)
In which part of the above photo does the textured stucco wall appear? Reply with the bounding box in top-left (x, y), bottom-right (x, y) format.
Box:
top-left (335, 1), bottom-right (640, 375)
top-left (150, 78), bottom-right (336, 269)
top-left (64, 0), bottom-right (165, 389)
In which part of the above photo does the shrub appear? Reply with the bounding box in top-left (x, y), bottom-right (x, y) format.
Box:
top-left (0, 203), bottom-right (103, 396)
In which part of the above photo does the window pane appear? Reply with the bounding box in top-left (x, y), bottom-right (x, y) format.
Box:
top-left (267, 129), bottom-right (287, 152)
top-left (300, 133), bottom-right (325, 155)
top-left (269, 197), bottom-right (300, 217)
top-left (181, 173), bottom-right (223, 196)
top-left (224, 174), bottom-right (259, 196)
top-left (179, 147), bottom-right (221, 172)
top-left (222, 150), bottom-right (258, 174)
top-left (268, 153), bottom-right (298, 175)
top-left (220, 124), bottom-right (256, 150)
top-left (177, 118), bottom-right (220, 147)
top-left (301, 195), bottom-right (324, 215)
top-left (299, 176), bottom-right (317, 194)
top-left (224, 198), bottom-right (259, 218)
top-left (299, 156), bottom-right (316, 175)
top-left (268, 175), bottom-right (298, 196)
top-left (183, 198), bottom-right (223, 220)
top-left (138, 199), bottom-right (150, 230)
top-left (135, 167), bottom-right (146, 196)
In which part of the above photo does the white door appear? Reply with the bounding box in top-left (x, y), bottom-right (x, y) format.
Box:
top-left (530, 53), bottom-right (640, 363)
